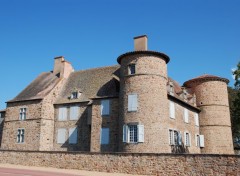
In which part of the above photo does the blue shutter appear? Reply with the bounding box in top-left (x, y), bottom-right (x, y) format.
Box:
top-left (101, 100), bottom-right (110, 116)
top-left (138, 125), bottom-right (144, 143)
top-left (69, 128), bottom-right (78, 144)
top-left (101, 128), bottom-right (110, 144)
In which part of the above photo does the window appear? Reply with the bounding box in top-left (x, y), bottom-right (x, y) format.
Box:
top-left (128, 64), bottom-right (136, 75)
top-left (70, 106), bottom-right (79, 120)
top-left (69, 128), bottom-right (78, 144)
top-left (194, 113), bottom-right (199, 126)
top-left (184, 132), bottom-right (191, 147)
top-left (128, 94), bottom-right (138, 112)
top-left (169, 101), bottom-right (175, 119)
top-left (19, 108), bottom-right (26, 120)
top-left (17, 129), bottom-right (24, 143)
top-left (169, 129), bottom-right (182, 145)
top-left (196, 134), bottom-right (200, 147)
top-left (58, 107), bottom-right (67, 121)
top-left (101, 128), bottom-right (109, 145)
top-left (57, 128), bottom-right (66, 144)
top-left (184, 108), bottom-right (189, 123)
top-left (71, 92), bottom-right (80, 99)
top-left (123, 124), bottom-right (144, 143)
top-left (101, 100), bottom-right (110, 116)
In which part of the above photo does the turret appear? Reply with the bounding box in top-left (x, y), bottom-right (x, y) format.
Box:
top-left (184, 75), bottom-right (234, 154)
top-left (117, 35), bottom-right (170, 153)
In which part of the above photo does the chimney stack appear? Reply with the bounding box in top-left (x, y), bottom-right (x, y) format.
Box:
top-left (53, 56), bottom-right (74, 78)
top-left (134, 35), bottom-right (148, 51)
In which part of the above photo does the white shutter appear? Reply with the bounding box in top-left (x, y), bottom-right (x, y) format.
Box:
top-left (123, 125), bottom-right (128, 143)
top-left (69, 128), bottom-right (78, 144)
top-left (199, 135), bottom-right (205, 147)
top-left (70, 106), bottom-right (79, 120)
top-left (184, 109), bottom-right (189, 123)
top-left (128, 94), bottom-right (138, 112)
top-left (169, 102), bottom-right (175, 119)
top-left (101, 128), bottom-right (109, 144)
top-left (101, 100), bottom-right (110, 116)
top-left (57, 128), bottom-right (66, 144)
top-left (138, 125), bottom-right (144, 143)
top-left (59, 107), bottom-right (67, 121)
top-left (195, 113), bottom-right (199, 126)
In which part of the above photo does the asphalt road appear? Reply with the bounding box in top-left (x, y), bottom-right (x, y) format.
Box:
top-left (0, 167), bottom-right (81, 176)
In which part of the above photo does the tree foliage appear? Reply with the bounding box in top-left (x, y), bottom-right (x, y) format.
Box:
top-left (230, 61), bottom-right (240, 147)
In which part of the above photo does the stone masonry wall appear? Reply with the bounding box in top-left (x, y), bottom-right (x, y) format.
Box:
top-left (90, 98), bottom-right (119, 152)
top-left (0, 150), bottom-right (239, 175)
top-left (54, 102), bottom-right (90, 151)
top-left (1, 100), bottom-right (42, 150)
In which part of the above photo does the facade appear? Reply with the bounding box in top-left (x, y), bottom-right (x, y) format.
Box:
top-left (0, 35), bottom-right (234, 154)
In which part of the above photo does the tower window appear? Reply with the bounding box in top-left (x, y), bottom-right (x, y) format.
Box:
top-left (17, 129), bottom-right (25, 143)
top-left (19, 108), bottom-right (27, 120)
top-left (128, 64), bottom-right (136, 75)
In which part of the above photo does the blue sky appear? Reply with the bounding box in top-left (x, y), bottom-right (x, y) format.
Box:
top-left (0, 0), bottom-right (239, 109)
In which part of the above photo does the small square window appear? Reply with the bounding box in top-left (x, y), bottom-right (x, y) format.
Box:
top-left (71, 92), bottom-right (79, 99)
top-left (128, 64), bottom-right (136, 75)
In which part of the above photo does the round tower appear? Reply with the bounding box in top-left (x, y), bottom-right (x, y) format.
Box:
top-left (117, 35), bottom-right (170, 153)
top-left (184, 75), bottom-right (234, 154)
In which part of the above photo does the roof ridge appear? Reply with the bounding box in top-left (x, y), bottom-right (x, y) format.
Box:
top-left (72, 65), bottom-right (120, 74)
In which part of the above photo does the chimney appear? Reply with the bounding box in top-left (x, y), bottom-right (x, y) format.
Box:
top-left (134, 35), bottom-right (148, 51)
top-left (53, 56), bottom-right (74, 78)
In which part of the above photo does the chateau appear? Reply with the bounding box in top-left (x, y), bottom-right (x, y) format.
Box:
top-left (0, 35), bottom-right (234, 154)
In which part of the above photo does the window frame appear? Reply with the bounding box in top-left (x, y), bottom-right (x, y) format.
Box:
top-left (17, 128), bottom-right (25, 143)
top-left (169, 129), bottom-right (182, 146)
top-left (123, 124), bottom-right (144, 143)
top-left (19, 108), bottom-right (27, 121)
top-left (184, 132), bottom-right (191, 147)
top-left (128, 64), bottom-right (136, 75)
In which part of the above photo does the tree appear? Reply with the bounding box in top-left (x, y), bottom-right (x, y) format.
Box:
top-left (231, 61), bottom-right (240, 147)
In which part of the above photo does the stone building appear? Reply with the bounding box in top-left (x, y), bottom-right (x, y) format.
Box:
top-left (0, 35), bottom-right (234, 154)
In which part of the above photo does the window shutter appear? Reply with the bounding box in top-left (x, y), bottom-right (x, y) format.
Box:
top-left (170, 102), bottom-right (175, 119)
top-left (178, 132), bottom-right (182, 145)
top-left (195, 113), bottom-right (199, 126)
top-left (69, 128), bottom-right (78, 144)
top-left (70, 106), bottom-right (79, 120)
top-left (59, 107), bottom-right (67, 121)
top-left (128, 94), bottom-right (138, 111)
top-left (184, 109), bottom-right (189, 123)
top-left (123, 125), bottom-right (128, 143)
top-left (137, 125), bottom-right (144, 143)
top-left (57, 128), bottom-right (66, 144)
top-left (101, 128), bottom-right (110, 144)
top-left (101, 100), bottom-right (110, 116)
top-left (199, 135), bottom-right (205, 147)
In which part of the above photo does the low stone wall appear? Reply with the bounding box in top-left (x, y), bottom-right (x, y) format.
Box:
top-left (0, 150), bottom-right (239, 175)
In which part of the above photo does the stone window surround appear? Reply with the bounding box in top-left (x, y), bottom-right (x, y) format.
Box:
top-left (101, 99), bottom-right (111, 117)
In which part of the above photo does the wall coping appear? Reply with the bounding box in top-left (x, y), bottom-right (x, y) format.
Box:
top-left (0, 149), bottom-right (239, 158)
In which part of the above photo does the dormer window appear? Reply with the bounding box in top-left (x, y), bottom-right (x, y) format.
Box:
top-left (128, 64), bottom-right (136, 75)
top-left (70, 91), bottom-right (80, 99)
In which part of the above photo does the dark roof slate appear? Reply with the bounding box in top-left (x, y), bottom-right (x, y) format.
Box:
top-left (8, 72), bottom-right (60, 103)
top-left (55, 65), bottom-right (120, 104)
